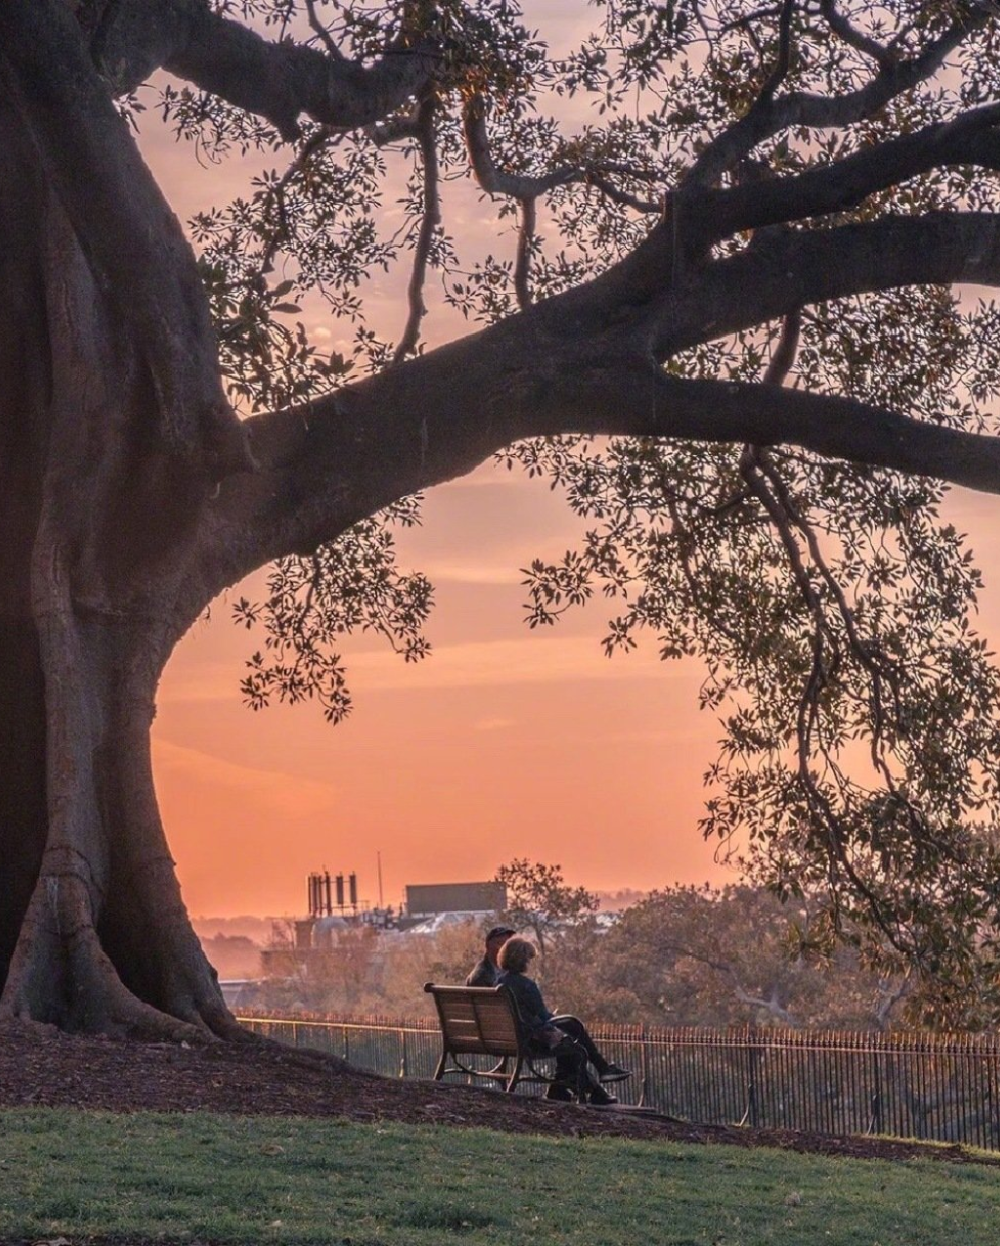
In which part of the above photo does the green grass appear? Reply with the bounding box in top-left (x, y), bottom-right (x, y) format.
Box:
top-left (1, 1109), bottom-right (998, 1246)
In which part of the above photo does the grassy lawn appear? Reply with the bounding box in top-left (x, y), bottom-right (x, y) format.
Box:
top-left (1, 1108), bottom-right (998, 1246)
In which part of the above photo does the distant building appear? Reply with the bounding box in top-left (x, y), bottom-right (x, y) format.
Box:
top-left (404, 911), bottom-right (493, 936)
top-left (404, 881), bottom-right (507, 920)
top-left (219, 979), bottom-right (257, 1007)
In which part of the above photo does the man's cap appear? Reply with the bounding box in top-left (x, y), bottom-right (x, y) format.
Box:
top-left (486, 925), bottom-right (516, 941)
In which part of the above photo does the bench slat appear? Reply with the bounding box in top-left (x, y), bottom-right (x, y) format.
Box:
top-left (437, 1003), bottom-right (479, 1018)
top-left (449, 1039), bottom-right (518, 1055)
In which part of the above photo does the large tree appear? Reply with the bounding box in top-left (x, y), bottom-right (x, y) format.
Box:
top-left (5, 0), bottom-right (1000, 1037)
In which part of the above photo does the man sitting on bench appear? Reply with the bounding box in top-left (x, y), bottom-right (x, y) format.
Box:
top-left (466, 924), bottom-right (516, 987)
top-left (496, 935), bottom-right (630, 1104)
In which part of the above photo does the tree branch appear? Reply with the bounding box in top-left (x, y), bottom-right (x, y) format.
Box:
top-left (367, 101), bottom-right (424, 147)
top-left (758, 0), bottom-right (797, 104)
top-left (303, 0), bottom-right (345, 61)
top-left (461, 94), bottom-right (663, 227)
top-left (391, 95), bottom-right (440, 365)
top-left (185, 208), bottom-right (1000, 609)
top-left (736, 444), bottom-right (912, 939)
top-left (462, 94), bottom-right (582, 198)
top-left (688, 12), bottom-right (986, 186)
top-left (819, 0), bottom-right (896, 70)
top-left (762, 310), bottom-right (801, 386)
top-left (188, 327), bottom-right (1000, 620)
top-left (90, 0), bottom-right (438, 141)
top-left (0, 0), bottom-right (250, 476)
top-left (731, 981), bottom-right (799, 1026)
top-left (644, 211), bottom-right (1000, 356)
top-left (586, 174), bottom-right (661, 215)
top-left (693, 104), bottom-right (1000, 244)
top-left (569, 367), bottom-right (1000, 494)
top-left (514, 197), bottom-right (537, 311)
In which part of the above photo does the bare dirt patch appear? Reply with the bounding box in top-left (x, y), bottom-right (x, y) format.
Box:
top-left (1, 1019), bottom-right (994, 1167)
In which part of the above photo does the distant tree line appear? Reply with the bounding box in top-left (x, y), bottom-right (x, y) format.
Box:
top-left (234, 859), bottom-right (997, 1032)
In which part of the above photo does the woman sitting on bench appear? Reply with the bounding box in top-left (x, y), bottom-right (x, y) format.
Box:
top-left (496, 936), bottom-right (629, 1105)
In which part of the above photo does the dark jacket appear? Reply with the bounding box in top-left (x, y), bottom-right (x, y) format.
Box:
top-left (465, 956), bottom-right (500, 987)
top-left (497, 969), bottom-right (554, 1038)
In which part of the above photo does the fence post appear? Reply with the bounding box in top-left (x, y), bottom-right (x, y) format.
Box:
top-left (739, 1032), bottom-right (761, 1128)
top-left (399, 1030), bottom-right (408, 1079)
top-left (868, 1042), bottom-right (883, 1136)
top-left (638, 1024), bottom-right (648, 1108)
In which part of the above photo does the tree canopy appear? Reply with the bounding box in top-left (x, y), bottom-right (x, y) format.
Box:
top-left (4, 0), bottom-right (1000, 1035)
top-left (495, 859), bottom-right (599, 954)
top-left (518, 881), bottom-right (917, 1031)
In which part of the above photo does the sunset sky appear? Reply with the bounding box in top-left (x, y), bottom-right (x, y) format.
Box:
top-left (139, 5), bottom-right (1000, 921)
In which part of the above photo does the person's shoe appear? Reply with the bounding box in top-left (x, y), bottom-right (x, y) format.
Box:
top-left (588, 1087), bottom-right (618, 1106)
top-left (600, 1063), bottom-right (632, 1083)
top-left (545, 1086), bottom-right (575, 1102)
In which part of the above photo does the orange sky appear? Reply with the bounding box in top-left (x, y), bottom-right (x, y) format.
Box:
top-left (140, 9), bottom-right (1000, 921)
top-left (155, 469), bottom-right (730, 917)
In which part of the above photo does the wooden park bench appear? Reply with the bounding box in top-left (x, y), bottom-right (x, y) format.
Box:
top-left (423, 981), bottom-right (570, 1094)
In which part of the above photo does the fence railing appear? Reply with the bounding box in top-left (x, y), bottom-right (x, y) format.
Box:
top-left (235, 1011), bottom-right (1000, 1150)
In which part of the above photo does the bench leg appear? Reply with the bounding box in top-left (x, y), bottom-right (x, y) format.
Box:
top-left (432, 1051), bottom-right (448, 1081)
top-left (505, 1055), bottom-right (524, 1093)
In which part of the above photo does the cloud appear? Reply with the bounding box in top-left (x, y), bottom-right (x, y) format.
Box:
top-left (443, 464), bottom-right (524, 489)
top-left (158, 663), bottom-right (241, 705)
top-left (153, 739), bottom-right (340, 820)
top-left (159, 633), bottom-right (696, 706)
top-left (474, 717), bottom-right (516, 731)
top-left (347, 634), bottom-right (696, 692)
top-left (415, 558), bottom-right (523, 585)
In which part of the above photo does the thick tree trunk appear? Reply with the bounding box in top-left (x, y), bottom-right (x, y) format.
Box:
top-left (1, 612), bottom-right (239, 1038)
top-left (0, 90), bottom-right (235, 1039)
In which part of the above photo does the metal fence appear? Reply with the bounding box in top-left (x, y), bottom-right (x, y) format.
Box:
top-left (236, 1012), bottom-right (1000, 1150)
